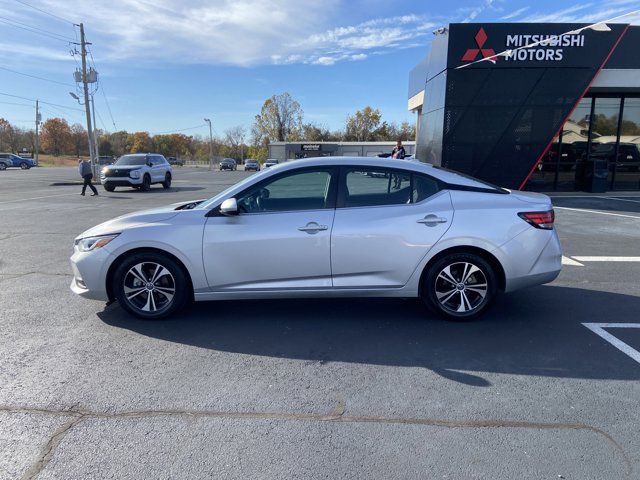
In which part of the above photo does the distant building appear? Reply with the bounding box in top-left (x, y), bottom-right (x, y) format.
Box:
top-left (267, 141), bottom-right (415, 161)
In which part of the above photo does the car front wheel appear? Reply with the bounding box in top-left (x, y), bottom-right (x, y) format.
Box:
top-left (103, 184), bottom-right (115, 192)
top-left (422, 253), bottom-right (497, 321)
top-left (113, 252), bottom-right (189, 319)
top-left (140, 174), bottom-right (151, 191)
top-left (162, 173), bottom-right (172, 189)
top-left (20, 162), bottom-right (30, 169)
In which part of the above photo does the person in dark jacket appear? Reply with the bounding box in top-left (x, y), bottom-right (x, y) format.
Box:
top-left (391, 140), bottom-right (406, 159)
top-left (79, 159), bottom-right (98, 196)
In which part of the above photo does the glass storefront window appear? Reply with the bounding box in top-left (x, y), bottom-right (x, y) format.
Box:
top-left (613, 98), bottom-right (640, 190)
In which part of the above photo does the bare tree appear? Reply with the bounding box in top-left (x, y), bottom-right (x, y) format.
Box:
top-left (252, 92), bottom-right (303, 143)
top-left (225, 125), bottom-right (246, 161)
top-left (344, 106), bottom-right (382, 142)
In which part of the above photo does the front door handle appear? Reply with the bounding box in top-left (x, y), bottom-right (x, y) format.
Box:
top-left (417, 214), bottom-right (448, 226)
top-left (298, 222), bottom-right (328, 234)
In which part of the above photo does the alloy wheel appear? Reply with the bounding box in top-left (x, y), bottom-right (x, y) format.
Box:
top-left (123, 262), bottom-right (176, 313)
top-left (434, 261), bottom-right (488, 314)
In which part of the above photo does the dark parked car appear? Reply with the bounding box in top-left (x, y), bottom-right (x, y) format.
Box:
top-left (167, 157), bottom-right (184, 166)
top-left (0, 153), bottom-right (35, 169)
top-left (264, 159), bottom-right (279, 168)
top-left (220, 158), bottom-right (237, 171)
top-left (591, 143), bottom-right (640, 171)
top-left (539, 143), bottom-right (578, 172)
top-left (244, 159), bottom-right (260, 171)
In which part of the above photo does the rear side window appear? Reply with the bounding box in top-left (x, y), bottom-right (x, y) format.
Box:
top-left (413, 174), bottom-right (440, 203)
top-left (342, 168), bottom-right (440, 207)
top-left (345, 169), bottom-right (411, 207)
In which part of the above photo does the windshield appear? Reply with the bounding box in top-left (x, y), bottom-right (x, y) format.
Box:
top-left (200, 170), bottom-right (270, 210)
top-left (115, 155), bottom-right (147, 166)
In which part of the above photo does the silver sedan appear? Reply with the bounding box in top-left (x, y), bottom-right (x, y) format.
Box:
top-left (70, 157), bottom-right (562, 321)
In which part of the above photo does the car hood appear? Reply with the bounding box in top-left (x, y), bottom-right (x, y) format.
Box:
top-left (104, 165), bottom-right (141, 170)
top-left (76, 204), bottom-right (180, 240)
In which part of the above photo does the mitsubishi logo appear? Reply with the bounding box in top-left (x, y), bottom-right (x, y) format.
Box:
top-left (461, 27), bottom-right (496, 62)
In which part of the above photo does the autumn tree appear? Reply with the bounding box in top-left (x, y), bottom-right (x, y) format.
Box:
top-left (41, 118), bottom-right (72, 155)
top-left (344, 106), bottom-right (381, 141)
top-left (128, 131), bottom-right (152, 153)
top-left (252, 92), bottom-right (303, 143)
top-left (70, 123), bottom-right (88, 157)
top-left (0, 118), bottom-right (16, 152)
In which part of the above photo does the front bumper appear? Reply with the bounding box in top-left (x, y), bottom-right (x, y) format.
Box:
top-left (101, 175), bottom-right (143, 186)
top-left (69, 246), bottom-right (112, 301)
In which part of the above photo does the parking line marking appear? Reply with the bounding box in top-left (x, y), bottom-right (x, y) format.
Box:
top-left (562, 256), bottom-right (584, 266)
top-left (603, 197), bottom-right (640, 205)
top-left (0, 193), bottom-right (77, 205)
top-left (573, 256), bottom-right (640, 262)
top-left (554, 206), bottom-right (640, 219)
top-left (583, 323), bottom-right (640, 365)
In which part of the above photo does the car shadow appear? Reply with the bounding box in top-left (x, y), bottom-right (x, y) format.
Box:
top-left (97, 285), bottom-right (640, 385)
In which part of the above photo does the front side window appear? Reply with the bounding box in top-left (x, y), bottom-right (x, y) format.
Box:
top-left (344, 169), bottom-right (411, 207)
top-left (237, 169), bottom-right (333, 213)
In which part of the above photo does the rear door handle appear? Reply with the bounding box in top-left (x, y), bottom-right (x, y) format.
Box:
top-left (417, 214), bottom-right (448, 226)
top-left (298, 222), bottom-right (328, 234)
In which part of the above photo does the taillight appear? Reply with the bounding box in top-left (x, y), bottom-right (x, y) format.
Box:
top-left (518, 210), bottom-right (555, 230)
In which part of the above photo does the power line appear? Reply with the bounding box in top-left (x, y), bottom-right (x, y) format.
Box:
top-left (153, 124), bottom-right (208, 135)
top-left (0, 14), bottom-right (75, 41)
top-left (11, 0), bottom-right (76, 24)
top-left (0, 17), bottom-right (75, 43)
top-left (0, 100), bottom-right (33, 107)
top-left (87, 47), bottom-right (117, 129)
top-left (0, 91), bottom-right (84, 112)
top-left (0, 65), bottom-right (74, 87)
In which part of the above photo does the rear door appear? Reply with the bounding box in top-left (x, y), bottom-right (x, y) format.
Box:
top-left (331, 167), bottom-right (453, 288)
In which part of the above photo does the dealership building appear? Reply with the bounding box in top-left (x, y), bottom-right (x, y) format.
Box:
top-left (268, 141), bottom-right (415, 161)
top-left (409, 22), bottom-right (640, 191)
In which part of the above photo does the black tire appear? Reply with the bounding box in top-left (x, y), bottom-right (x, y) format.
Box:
top-left (20, 162), bottom-right (30, 170)
top-left (140, 174), bottom-right (151, 191)
top-left (103, 184), bottom-right (115, 192)
top-left (113, 251), bottom-right (190, 320)
top-left (0, 163), bottom-right (6, 171)
top-left (422, 252), bottom-right (497, 321)
top-left (162, 173), bottom-right (172, 189)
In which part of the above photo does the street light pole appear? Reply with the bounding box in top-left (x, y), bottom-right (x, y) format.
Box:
top-left (78, 23), bottom-right (96, 176)
top-left (204, 118), bottom-right (213, 170)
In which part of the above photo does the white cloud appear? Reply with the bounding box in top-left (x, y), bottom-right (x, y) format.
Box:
top-left (500, 6), bottom-right (530, 20)
top-left (521, 2), bottom-right (640, 24)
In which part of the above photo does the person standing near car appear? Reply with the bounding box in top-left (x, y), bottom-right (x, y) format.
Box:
top-left (391, 140), bottom-right (406, 160)
top-left (78, 159), bottom-right (98, 196)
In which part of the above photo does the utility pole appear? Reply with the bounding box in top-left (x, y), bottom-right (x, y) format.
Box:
top-left (91, 94), bottom-right (99, 162)
top-left (78, 23), bottom-right (96, 176)
top-left (204, 118), bottom-right (213, 170)
top-left (34, 100), bottom-right (40, 165)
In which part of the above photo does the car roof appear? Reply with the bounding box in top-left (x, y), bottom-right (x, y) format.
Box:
top-left (268, 157), bottom-right (493, 189)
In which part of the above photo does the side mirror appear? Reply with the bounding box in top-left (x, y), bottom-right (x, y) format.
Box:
top-left (220, 197), bottom-right (238, 215)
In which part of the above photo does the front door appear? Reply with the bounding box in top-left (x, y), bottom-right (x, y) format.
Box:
top-left (203, 167), bottom-right (337, 290)
top-left (331, 167), bottom-right (453, 287)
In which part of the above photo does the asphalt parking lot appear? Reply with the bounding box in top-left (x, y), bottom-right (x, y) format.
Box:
top-left (1, 166), bottom-right (639, 479)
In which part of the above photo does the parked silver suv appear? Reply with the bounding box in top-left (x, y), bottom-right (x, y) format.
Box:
top-left (101, 154), bottom-right (172, 192)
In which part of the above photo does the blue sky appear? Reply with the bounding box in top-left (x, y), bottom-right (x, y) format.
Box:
top-left (0, 0), bottom-right (638, 139)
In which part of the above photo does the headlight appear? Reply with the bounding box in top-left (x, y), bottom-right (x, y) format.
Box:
top-left (101, 167), bottom-right (109, 174)
top-left (130, 169), bottom-right (141, 178)
top-left (74, 234), bottom-right (119, 252)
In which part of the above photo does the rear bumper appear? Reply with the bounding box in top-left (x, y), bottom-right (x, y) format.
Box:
top-left (500, 228), bottom-right (562, 293)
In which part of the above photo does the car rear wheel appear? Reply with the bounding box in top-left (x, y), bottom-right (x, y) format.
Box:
top-left (20, 162), bottom-right (30, 170)
top-left (140, 174), bottom-right (151, 191)
top-left (422, 253), bottom-right (497, 321)
top-left (103, 184), bottom-right (115, 192)
top-left (0, 163), bottom-right (6, 170)
top-left (113, 252), bottom-right (189, 320)
top-left (162, 173), bottom-right (172, 189)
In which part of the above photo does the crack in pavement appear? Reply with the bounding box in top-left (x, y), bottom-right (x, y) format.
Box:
top-left (0, 402), bottom-right (632, 479)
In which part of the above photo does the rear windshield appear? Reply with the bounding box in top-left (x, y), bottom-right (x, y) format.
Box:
top-left (115, 155), bottom-right (147, 166)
